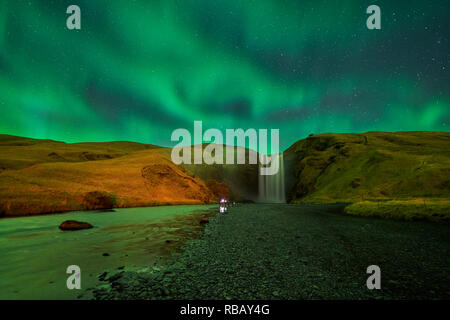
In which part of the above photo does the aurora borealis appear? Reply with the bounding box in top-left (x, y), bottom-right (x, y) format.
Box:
top-left (0, 0), bottom-right (448, 151)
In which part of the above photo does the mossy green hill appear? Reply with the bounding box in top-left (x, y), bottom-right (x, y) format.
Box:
top-left (284, 131), bottom-right (450, 221)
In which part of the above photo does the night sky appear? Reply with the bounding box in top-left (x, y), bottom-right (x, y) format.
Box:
top-left (0, 0), bottom-right (449, 151)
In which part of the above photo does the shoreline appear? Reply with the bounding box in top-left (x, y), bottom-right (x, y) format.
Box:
top-left (0, 205), bottom-right (217, 300)
top-left (0, 201), bottom-right (219, 219)
top-left (2, 198), bottom-right (450, 222)
top-left (92, 203), bottom-right (450, 300)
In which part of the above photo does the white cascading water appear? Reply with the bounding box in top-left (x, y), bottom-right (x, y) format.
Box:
top-left (258, 153), bottom-right (286, 203)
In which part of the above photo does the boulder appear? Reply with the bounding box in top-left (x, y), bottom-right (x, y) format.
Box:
top-left (59, 220), bottom-right (93, 231)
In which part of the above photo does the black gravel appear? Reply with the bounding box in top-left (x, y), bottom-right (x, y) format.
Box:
top-left (92, 204), bottom-right (450, 300)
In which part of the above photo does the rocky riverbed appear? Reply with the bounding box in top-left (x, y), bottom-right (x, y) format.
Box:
top-left (91, 203), bottom-right (450, 300)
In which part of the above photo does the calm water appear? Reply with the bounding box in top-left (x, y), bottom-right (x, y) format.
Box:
top-left (0, 205), bottom-right (215, 300)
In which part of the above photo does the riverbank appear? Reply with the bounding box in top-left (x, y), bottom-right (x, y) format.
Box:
top-left (344, 199), bottom-right (450, 222)
top-left (0, 204), bottom-right (215, 299)
top-left (291, 198), bottom-right (450, 222)
top-left (92, 204), bottom-right (450, 300)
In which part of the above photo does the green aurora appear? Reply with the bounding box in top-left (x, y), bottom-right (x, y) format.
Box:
top-left (0, 0), bottom-right (448, 151)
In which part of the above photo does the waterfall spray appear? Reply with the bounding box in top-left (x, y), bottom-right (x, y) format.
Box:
top-left (258, 153), bottom-right (286, 203)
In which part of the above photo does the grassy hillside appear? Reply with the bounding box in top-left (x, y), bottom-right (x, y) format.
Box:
top-left (0, 136), bottom-right (219, 217)
top-left (0, 134), bottom-right (159, 171)
top-left (284, 131), bottom-right (450, 220)
top-left (0, 136), bottom-right (259, 217)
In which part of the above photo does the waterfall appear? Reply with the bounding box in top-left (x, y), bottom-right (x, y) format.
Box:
top-left (258, 153), bottom-right (286, 203)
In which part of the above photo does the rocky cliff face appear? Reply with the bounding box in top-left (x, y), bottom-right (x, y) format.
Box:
top-left (180, 145), bottom-right (259, 202)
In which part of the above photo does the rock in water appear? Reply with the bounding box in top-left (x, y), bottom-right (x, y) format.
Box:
top-left (59, 220), bottom-right (93, 231)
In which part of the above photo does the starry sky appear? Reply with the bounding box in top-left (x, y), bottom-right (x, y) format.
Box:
top-left (0, 0), bottom-right (449, 151)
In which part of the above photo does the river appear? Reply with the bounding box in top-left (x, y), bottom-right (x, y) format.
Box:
top-left (0, 205), bottom-right (215, 299)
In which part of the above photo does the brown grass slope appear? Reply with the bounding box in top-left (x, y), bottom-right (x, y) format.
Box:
top-left (0, 134), bottom-right (159, 171)
top-left (284, 131), bottom-right (450, 221)
top-left (0, 136), bottom-right (217, 217)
